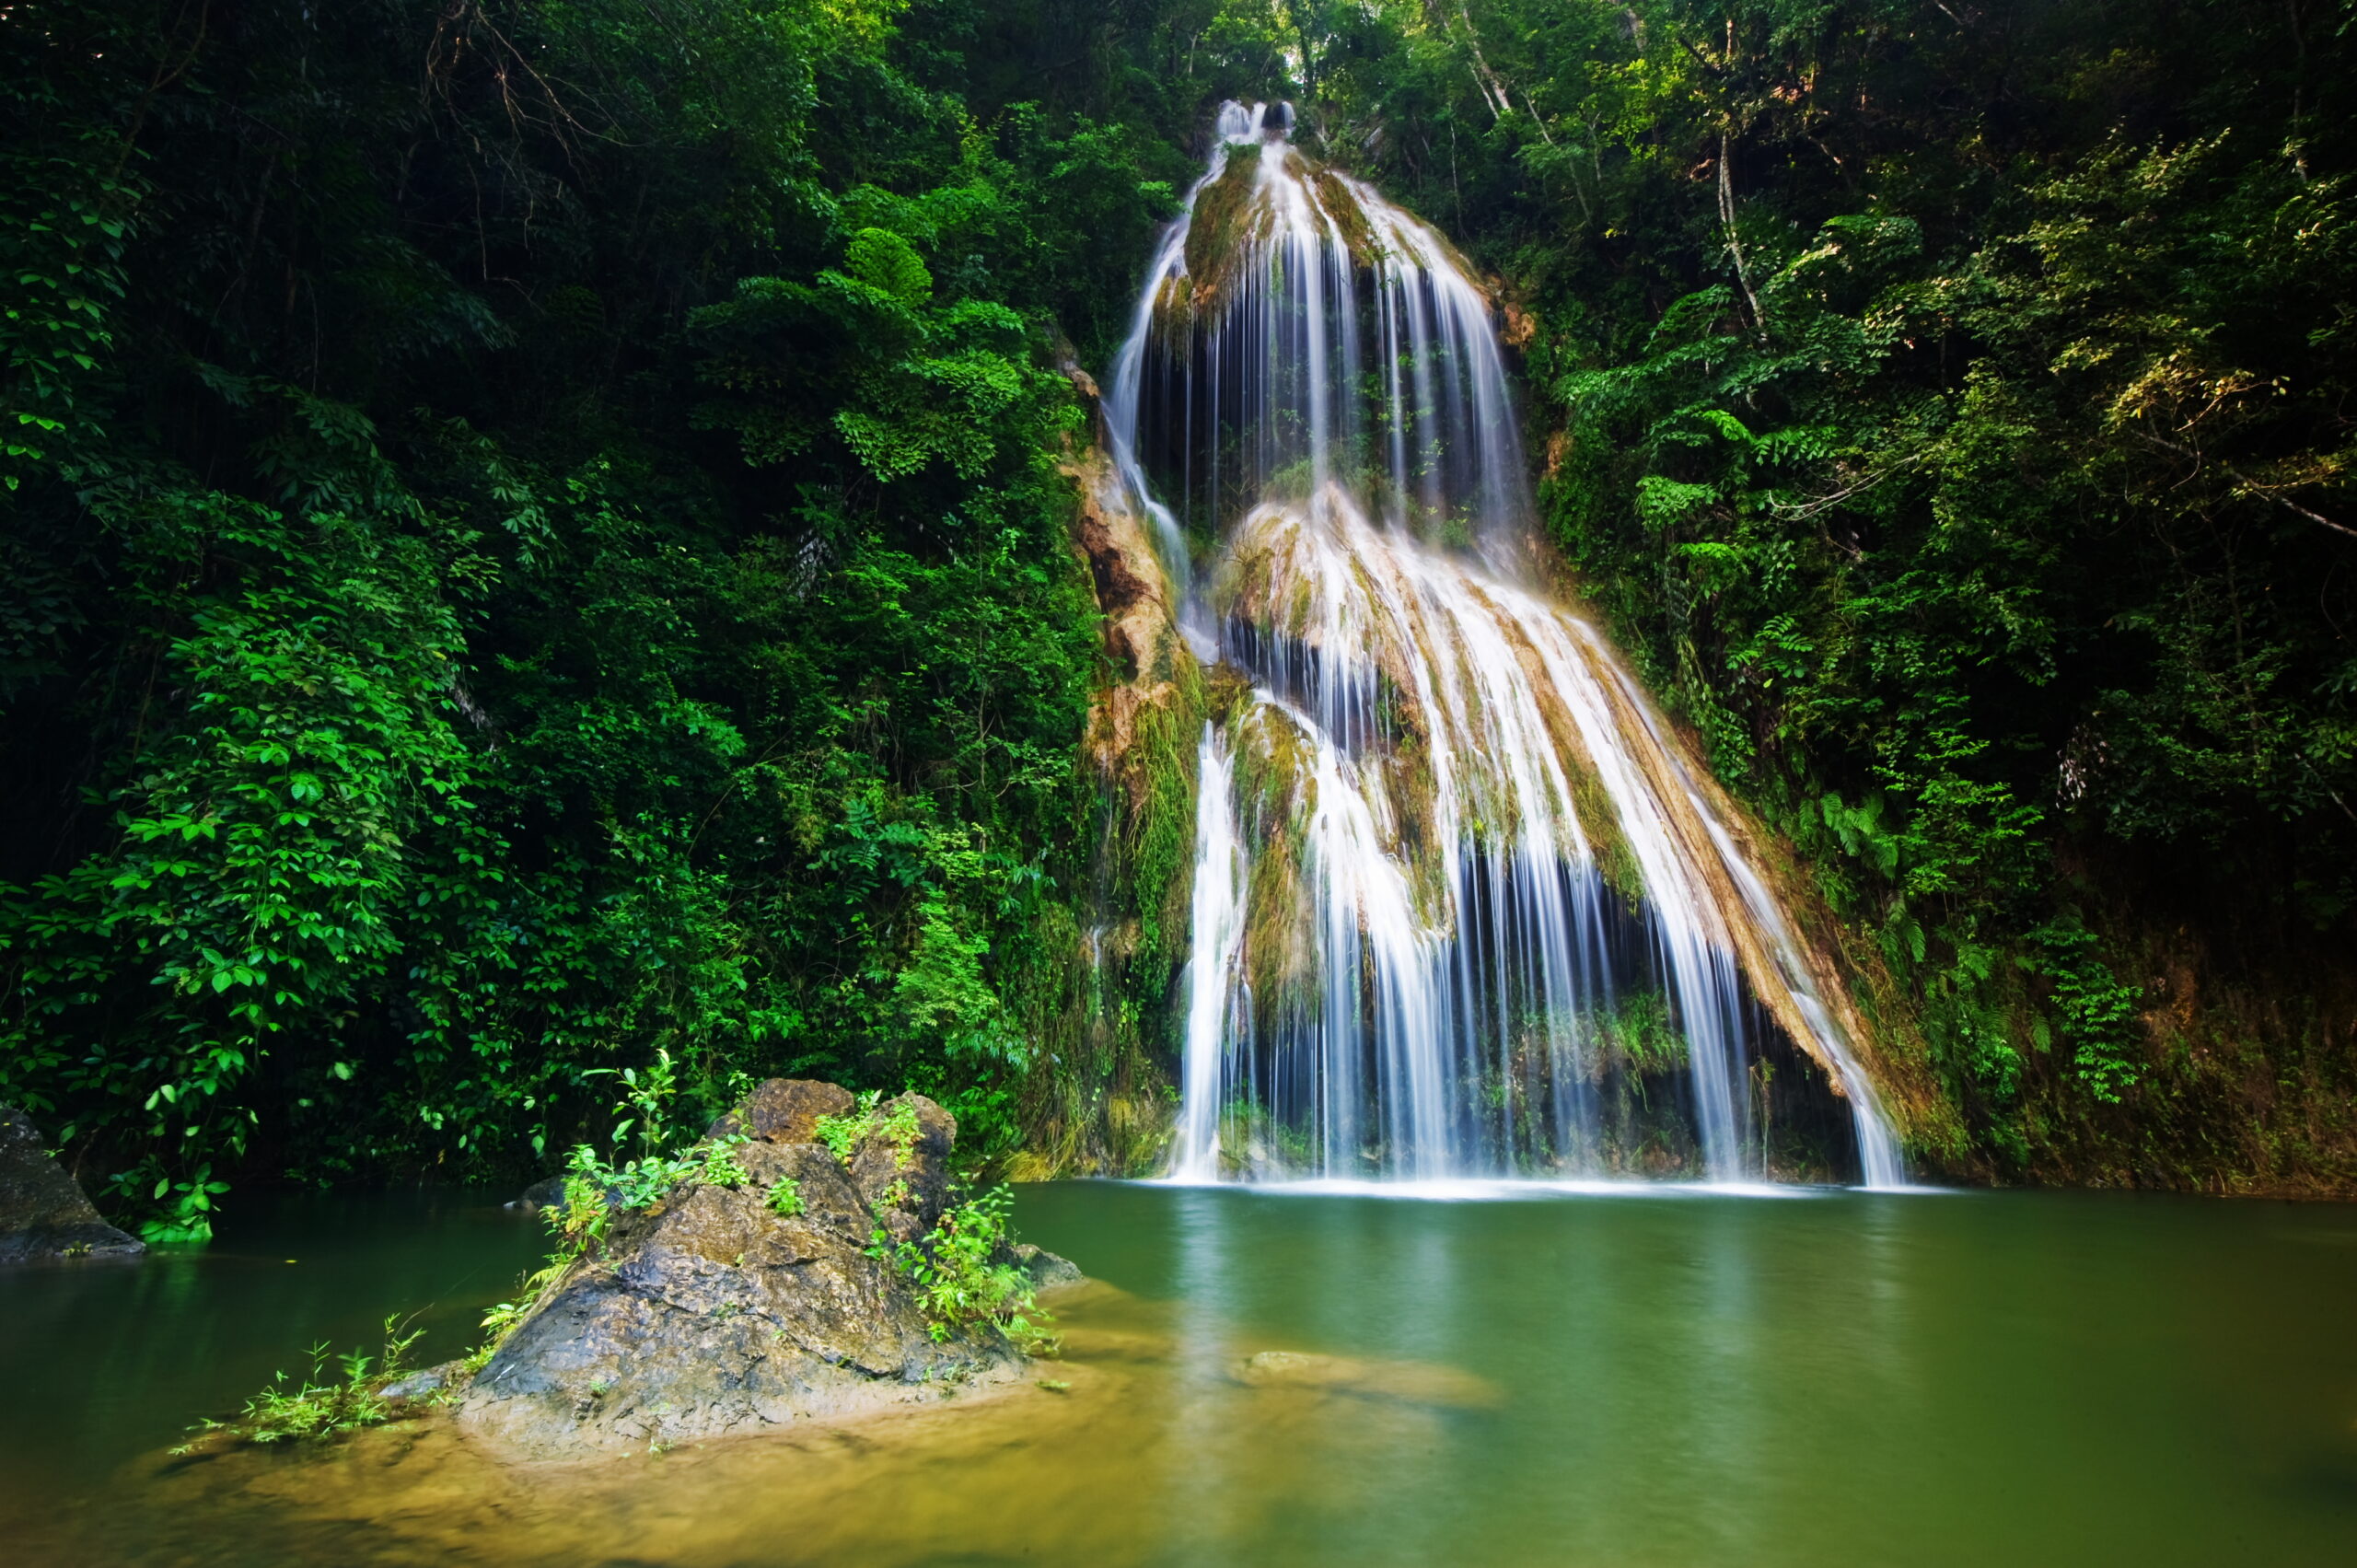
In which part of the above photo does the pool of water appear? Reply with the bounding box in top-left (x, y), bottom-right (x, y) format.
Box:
top-left (4, 1181), bottom-right (2355, 1565)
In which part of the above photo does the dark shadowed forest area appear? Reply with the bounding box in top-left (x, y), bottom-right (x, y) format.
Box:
top-left (4, 0), bottom-right (2353, 1239)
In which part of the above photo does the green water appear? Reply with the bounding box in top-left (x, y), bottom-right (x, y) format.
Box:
top-left (4, 1183), bottom-right (2355, 1565)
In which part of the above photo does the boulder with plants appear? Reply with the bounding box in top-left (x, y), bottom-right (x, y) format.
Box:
top-left (451, 1078), bottom-right (1074, 1459)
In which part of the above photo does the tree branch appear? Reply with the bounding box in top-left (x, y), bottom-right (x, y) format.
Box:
top-left (2231, 470), bottom-right (2357, 539)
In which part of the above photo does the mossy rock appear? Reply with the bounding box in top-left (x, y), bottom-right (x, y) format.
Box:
top-left (457, 1084), bottom-right (1025, 1459)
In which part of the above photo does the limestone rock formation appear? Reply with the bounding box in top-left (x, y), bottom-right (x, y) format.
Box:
top-left (0, 1107), bottom-right (145, 1263)
top-left (456, 1081), bottom-right (1065, 1458)
top-left (703, 1075), bottom-right (854, 1144)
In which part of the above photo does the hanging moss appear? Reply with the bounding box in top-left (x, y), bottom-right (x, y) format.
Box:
top-left (1180, 153), bottom-right (1267, 316)
top-left (1149, 273), bottom-right (1196, 355)
top-left (1310, 165), bottom-right (1376, 266)
top-left (1597, 990), bottom-right (1689, 1076)
top-left (1561, 745), bottom-right (1646, 912)
top-left (1230, 703), bottom-right (1319, 1017)
top-left (1125, 691), bottom-right (1204, 986)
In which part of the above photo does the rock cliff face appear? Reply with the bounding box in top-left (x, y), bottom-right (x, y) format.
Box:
top-left (456, 1081), bottom-right (1037, 1459)
top-left (0, 1108), bottom-right (144, 1263)
top-left (1003, 447), bottom-right (1207, 1180)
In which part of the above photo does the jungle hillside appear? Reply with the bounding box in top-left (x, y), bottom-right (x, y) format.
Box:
top-left (5, 0), bottom-right (2355, 1238)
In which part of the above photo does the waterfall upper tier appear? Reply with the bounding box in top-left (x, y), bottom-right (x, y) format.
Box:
top-left (1109, 103), bottom-right (1905, 1187)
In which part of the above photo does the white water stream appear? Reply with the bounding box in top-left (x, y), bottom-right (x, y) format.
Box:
top-left (1123, 105), bottom-right (1903, 1188)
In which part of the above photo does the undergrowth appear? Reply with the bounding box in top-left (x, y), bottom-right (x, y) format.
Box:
top-left (814, 1090), bottom-right (923, 1165)
top-left (178, 1317), bottom-right (424, 1451)
top-left (871, 1182), bottom-right (1055, 1352)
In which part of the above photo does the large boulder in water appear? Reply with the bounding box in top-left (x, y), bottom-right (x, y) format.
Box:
top-left (0, 1108), bottom-right (145, 1263)
top-left (456, 1082), bottom-right (1029, 1458)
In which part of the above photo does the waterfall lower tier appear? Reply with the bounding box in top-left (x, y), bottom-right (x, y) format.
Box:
top-left (1112, 103), bottom-right (1904, 1188)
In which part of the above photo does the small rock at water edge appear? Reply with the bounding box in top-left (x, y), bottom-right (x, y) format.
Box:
top-left (0, 1107), bottom-right (145, 1264)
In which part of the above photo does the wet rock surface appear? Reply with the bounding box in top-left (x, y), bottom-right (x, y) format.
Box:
top-left (505, 1175), bottom-right (567, 1212)
top-left (456, 1081), bottom-right (1046, 1459)
top-left (1011, 1241), bottom-right (1085, 1289)
top-left (704, 1076), bottom-right (854, 1144)
top-left (847, 1094), bottom-right (957, 1247)
top-left (0, 1107), bottom-right (144, 1263)
top-left (380, 1360), bottom-right (467, 1401)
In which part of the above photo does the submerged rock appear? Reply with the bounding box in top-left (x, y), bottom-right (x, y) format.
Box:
top-left (0, 1108), bottom-right (144, 1263)
top-left (505, 1175), bottom-right (567, 1212)
top-left (1010, 1241), bottom-right (1085, 1289)
top-left (456, 1081), bottom-right (1046, 1458)
top-left (1231, 1349), bottom-right (1502, 1409)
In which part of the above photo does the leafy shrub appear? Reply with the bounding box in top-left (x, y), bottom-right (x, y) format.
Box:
top-left (181, 1317), bottom-right (424, 1450)
top-left (2028, 919), bottom-right (2148, 1105)
top-left (812, 1094), bottom-right (880, 1163)
top-left (813, 1091), bottom-right (923, 1167)
top-left (697, 1136), bottom-right (751, 1190)
top-left (873, 1184), bottom-right (1052, 1351)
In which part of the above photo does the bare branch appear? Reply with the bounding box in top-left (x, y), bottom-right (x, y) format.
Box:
top-left (2263, 489), bottom-right (2357, 539)
top-left (2229, 469), bottom-right (2357, 539)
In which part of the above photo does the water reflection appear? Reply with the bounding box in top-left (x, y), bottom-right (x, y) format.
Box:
top-left (1167, 1186), bottom-right (1235, 1553)
top-left (1, 1184), bottom-right (2352, 1567)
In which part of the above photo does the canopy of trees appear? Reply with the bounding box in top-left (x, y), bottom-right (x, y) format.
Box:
top-left (6, 1), bottom-right (2352, 1226)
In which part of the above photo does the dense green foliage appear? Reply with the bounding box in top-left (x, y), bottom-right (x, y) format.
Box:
top-left (874, 1180), bottom-right (1052, 1347)
top-left (1282, 0), bottom-right (2357, 1182)
top-left (6, 0), bottom-right (2354, 1211)
top-left (0, 0), bottom-right (1225, 1232)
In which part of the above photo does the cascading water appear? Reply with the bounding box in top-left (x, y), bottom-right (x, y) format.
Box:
top-left (1123, 104), bottom-right (1904, 1188)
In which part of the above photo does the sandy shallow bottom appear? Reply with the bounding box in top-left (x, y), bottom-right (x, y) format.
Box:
top-left (35, 1280), bottom-right (1501, 1568)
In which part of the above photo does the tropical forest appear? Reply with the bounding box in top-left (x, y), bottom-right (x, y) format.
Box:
top-left (2, 3), bottom-right (2353, 1564)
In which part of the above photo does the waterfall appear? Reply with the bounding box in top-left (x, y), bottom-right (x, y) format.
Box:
top-left (1171, 724), bottom-right (1248, 1181)
top-left (1119, 104), bottom-right (1905, 1188)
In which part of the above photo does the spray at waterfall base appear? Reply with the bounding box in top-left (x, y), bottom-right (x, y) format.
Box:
top-left (1085, 103), bottom-right (1906, 1188)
